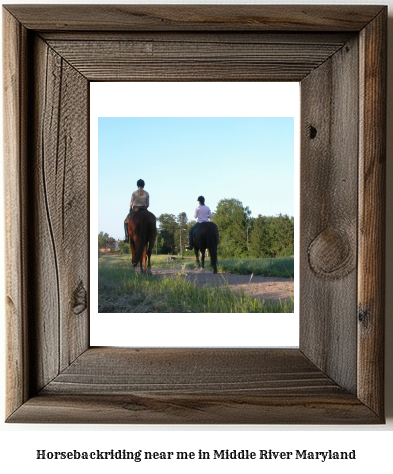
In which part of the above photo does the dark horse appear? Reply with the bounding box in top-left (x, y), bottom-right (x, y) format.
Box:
top-left (128, 210), bottom-right (157, 273)
top-left (191, 222), bottom-right (219, 274)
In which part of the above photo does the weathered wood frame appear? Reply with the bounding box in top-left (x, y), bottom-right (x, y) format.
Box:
top-left (3, 5), bottom-right (386, 424)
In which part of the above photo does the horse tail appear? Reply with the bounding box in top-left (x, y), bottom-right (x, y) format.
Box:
top-left (209, 224), bottom-right (219, 269)
top-left (134, 215), bottom-right (147, 266)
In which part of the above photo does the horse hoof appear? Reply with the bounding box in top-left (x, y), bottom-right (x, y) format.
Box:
top-left (213, 270), bottom-right (218, 274)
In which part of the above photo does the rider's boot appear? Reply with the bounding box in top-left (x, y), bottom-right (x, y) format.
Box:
top-left (185, 242), bottom-right (193, 250)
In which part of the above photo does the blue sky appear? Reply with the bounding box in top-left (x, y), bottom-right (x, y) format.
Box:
top-left (98, 116), bottom-right (295, 239)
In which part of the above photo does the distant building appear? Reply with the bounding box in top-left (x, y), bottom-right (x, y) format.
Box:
top-left (99, 240), bottom-right (120, 253)
top-left (107, 240), bottom-right (119, 250)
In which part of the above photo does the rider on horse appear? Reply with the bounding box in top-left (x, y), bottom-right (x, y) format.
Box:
top-left (124, 179), bottom-right (150, 242)
top-left (185, 195), bottom-right (212, 250)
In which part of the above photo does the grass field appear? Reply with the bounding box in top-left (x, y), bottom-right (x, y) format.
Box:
top-left (98, 254), bottom-right (294, 313)
top-left (99, 253), bottom-right (294, 278)
top-left (217, 257), bottom-right (294, 278)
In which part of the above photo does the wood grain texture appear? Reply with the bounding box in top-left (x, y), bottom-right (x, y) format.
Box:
top-left (300, 37), bottom-right (359, 394)
top-left (46, 37), bottom-right (347, 82)
top-left (7, 348), bottom-right (379, 424)
top-left (30, 36), bottom-right (90, 388)
top-left (3, 5), bottom-right (384, 32)
top-left (3, 5), bottom-right (386, 424)
top-left (9, 392), bottom-right (379, 425)
top-left (44, 348), bottom-right (340, 395)
top-left (3, 8), bottom-right (29, 417)
top-left (358, 9), bottom-right (387, 416)
top-left (40, 31), bottom-right (354, 44)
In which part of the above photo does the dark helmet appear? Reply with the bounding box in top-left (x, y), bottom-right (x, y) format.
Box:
top-left (197, 195), bottom-right (205, 204)
top-left (137, 179), bottom-right (145, 188)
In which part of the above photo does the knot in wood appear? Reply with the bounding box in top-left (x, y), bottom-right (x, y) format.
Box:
top-left (308, 228), bottom-right (354, 279)
top-left (73, 281), bottom-right (87, 315)
top-left (309, 125), bottom-right (317, 139)
top-left (358, 307), bottom-right (370, 325)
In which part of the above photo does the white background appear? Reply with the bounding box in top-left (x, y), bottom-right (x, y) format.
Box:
top-left (1, 1), bottom-right (392, 473)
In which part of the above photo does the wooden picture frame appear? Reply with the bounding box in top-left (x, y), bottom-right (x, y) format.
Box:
top-left (3, 5), bottom-right (386, 424)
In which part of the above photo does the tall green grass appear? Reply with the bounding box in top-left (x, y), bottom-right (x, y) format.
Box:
top-left (98, 261), bottom-right (294, 313)
top-left (217, 257), bottom-right (294, 278)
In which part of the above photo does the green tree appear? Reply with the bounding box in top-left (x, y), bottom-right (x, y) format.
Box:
top-left (211, 198), bottom-right (251, 258)
top-left (248, 215), bottom-right (270, 258)
top-left (248, 214), bottom-right (294, 258)
top-left (157, 213), bottom-right (177, 254)
top-left (269, 214), bottom-right (294, 257)
top-left (98, 231), bottom-right (115, 249)
top-left (175, 212), bottom-right (188, 252)
top-left (118, 241), bottom-right (130, 254)
top-left (177, 212), bottom-right (188, 227)
top-left (155, 233), bottom-right (164, 254)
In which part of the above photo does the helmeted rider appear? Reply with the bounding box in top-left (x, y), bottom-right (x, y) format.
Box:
top-left (185, 195), bottom-right (212, 250)
top-left (124, 179), bottom-right (150, 242)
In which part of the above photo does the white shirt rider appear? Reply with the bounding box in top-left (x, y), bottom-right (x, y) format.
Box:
top-left (195, 204), bottom-right (212, 223)
top-left (185, 196), bottom-right (211, 250)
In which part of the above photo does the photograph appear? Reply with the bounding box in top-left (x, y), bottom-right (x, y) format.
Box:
top-left (98, 116), bottom-right (296, 315)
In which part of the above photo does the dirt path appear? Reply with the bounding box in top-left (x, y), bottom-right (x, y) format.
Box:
top-left (151, 268), bottom-right (294, 304)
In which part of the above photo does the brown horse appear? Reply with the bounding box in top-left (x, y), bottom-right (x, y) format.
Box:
top-left (128, 210), bottom-right (157, 273)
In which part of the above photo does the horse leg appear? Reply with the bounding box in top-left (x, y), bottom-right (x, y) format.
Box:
top-left (139, 245), bottom-right (145, 273)
top-left (130, 242), bottom-right (136, 270)
top-left (194, 248), bottom-right (200, 268)
top-left (147, 239), bottom-right (154, 274)
top-left (142, 245), bottom-right (147, 273)
top-left (201, 248), bottom-right (205, 269)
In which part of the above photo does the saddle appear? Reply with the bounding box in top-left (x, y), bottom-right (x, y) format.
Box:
top-left (125, 206), bottom-right (147, 222)
top-left (131, 206), bottom-right (147, 213)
